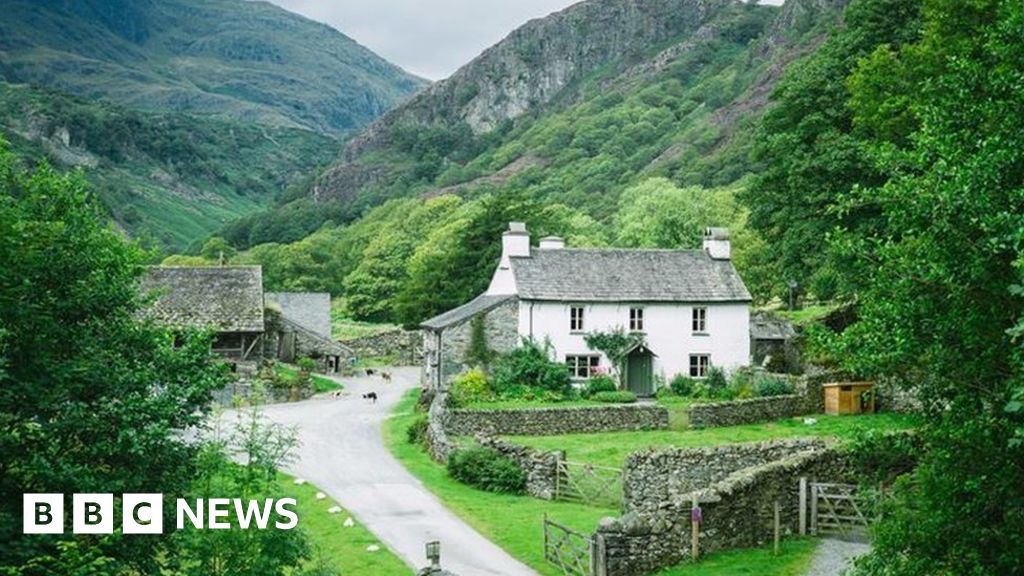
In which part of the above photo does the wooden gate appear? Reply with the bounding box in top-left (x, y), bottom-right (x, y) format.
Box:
top-left (544, 514), bottom-right (595, 576)
top-left (808, 482), bottom-right (871, 536)
top-left (555, 460), bottom-right (623, 509)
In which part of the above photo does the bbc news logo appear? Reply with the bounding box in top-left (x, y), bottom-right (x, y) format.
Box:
top-left (23, 494), bottom-right (298, 534)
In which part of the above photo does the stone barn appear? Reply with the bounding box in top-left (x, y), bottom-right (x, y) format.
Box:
top-left (140, 266), bottom-right (265, 360)
top-left (265, 292), bottom-right (352, 373)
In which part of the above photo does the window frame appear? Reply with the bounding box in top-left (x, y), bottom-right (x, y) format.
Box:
top-left (570, 306), bottom-right (585, 333)
top-left (629, 307), bottom-right (645, 332)
top-left (692, 306), bottom-right (708, 334)
top-left (566, 354), bottom-right (600, 379)
top-left (689, 354), bottom-right (710, 378)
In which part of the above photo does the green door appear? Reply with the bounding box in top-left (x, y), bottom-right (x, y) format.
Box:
top-left (626, 350), bottom-right (654, 397)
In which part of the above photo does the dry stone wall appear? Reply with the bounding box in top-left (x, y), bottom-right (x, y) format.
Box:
top-left (342, 329), bottom-right (423, 365)
top-left (445, 404), bottom-right (669, 436)
top-left (595, 442), bottom-right (852, 576)
top-left (687, 395), bottom-right (803, 428)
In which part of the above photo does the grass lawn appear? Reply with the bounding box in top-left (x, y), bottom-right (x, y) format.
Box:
top-left (276, 473), bottom-right (409, 574)
top-left (654, 538), bottom-right (820, 575)
top-left (771, 303), bottom-right (840, 326)
top-left (275, 363), bottom-right (342, 394)
top-left (331, 299), bottom-right (399, 341)
top-left (384, 389), bottom-right (615, 576)
top-left (464, 397), bottom-right (611, 410)
top-left (508, 412), bottom-right (917, 469)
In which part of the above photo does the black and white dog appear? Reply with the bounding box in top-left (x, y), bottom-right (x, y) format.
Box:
top-left (362, 392), bottom-right (378, 403)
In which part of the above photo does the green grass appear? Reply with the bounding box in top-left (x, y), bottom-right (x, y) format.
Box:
top-left (463, 397), bottom-right (611, 410)
top-left (275, 363), bottom-right (342, 394)
top-left (276, 473), bottom-right (409, 574)
top-left (654, 538), bottom-right (820, 575)
top-left (508, 413), bottom-right (917, 469)
top-left (771, 303), bottom-right (841, 326)
top-left (384, 389), bottom-right (615, 576)
top-left (332, 299), bottom-right (400, 341)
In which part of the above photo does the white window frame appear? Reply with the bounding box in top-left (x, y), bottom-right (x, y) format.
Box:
top-left (629, 307), bottom-right (644, 332)
top-left (570, 306), bottom-right (585, 332)
top-left (692, 307), bottom-right (708, 334)
top-left (566, 355), bottom-right (600, 379)
top-left (689, 354), bottom-right (710, 378)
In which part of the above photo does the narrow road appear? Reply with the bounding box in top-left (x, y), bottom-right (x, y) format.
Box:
top-left (258, 367), bottom-right (537, 576)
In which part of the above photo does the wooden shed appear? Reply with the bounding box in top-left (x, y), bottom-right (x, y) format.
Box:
top-left (823, 382), bottom-right (875, 415)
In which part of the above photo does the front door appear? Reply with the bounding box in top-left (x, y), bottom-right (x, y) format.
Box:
top-left (626, 350), bottom-right (654, 397)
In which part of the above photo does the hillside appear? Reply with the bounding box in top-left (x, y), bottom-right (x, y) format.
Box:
top-left (0, 82), bottom-right (337, 250)
top-left (0, 0), bottom-right (426, 137)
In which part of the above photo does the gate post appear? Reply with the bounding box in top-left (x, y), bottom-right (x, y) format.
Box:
top-left (799, 477), bottom-right (807, 536)
top-left (810, 483), bottom-right (818, 535)
top-left (591, 533), bottom-right (607, 576)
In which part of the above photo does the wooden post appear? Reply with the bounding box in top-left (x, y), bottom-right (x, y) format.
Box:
top-left (799, 477), bottom-right (808, 536)
top-left (691, 495), bottom-right (700, 562)
top-left (810, 484), bottom-right (818, 535)
top-left (773, 500), bottom-right (781, 556)
top-left (543, 513), bottom-right (548, 559)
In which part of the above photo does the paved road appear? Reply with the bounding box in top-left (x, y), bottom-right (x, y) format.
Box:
top-left (805, 538), bottom-right (870, 576)
top-left (257, 367), bottom-right (537, 576)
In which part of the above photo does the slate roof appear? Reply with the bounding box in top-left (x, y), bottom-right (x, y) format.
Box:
top-left (509, 248), bottom-right (751, 302)
top-left (265, 292), bottom-right (331, 338)
top-left (140, 266), bottom-right (265, 332)
top-left (421, 294), bottom-right (516, 330)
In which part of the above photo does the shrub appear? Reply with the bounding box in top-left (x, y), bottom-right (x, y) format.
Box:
top-left (406, 416), bottom-right (428, 446)
top-left (670, 374), bottom-right (695, 396)
top-left (728, 370), bottom-right (755, 399)
top-left (592, 390), bottom-right (638, 403)
top-left (447, 446), bottom-right (526, 494)
top-left (451, 368), bottom-right (492, 406)
top-left (296, 357), bottom-right (317, 373)
top-left (754, 374), bottom-right (795, 397)
top-left (706, 367), bottom-right (728, 396)
top-left (585, 375), bottom-right (618, 397)
top-left (655, 386), bottom-right (676, 399)
top-left (492, 339), bottom-right (572, 396)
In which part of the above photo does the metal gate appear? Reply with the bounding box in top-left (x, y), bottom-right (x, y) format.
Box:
top-left (809, 482), bottom-right (871, 536)
top-left (555, 460), bottom-right (623, 509)
top-left (543, 514), bottom-right (595, 576)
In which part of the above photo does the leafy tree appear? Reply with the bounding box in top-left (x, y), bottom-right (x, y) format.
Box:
top-left (0, 144), bottom-right (228, 572)
top-left (615, 178), bottom-right (724, 249)
top-left (200, 236), bottom-right (237, 262)
top-left (812, 1), bottom-right (1024, 573)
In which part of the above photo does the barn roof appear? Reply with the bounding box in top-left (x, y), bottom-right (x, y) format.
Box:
top-left (140, 266), bottom-right (265, 332)
top-left (265, 292), bottom-right (332, 339)
top-left (509, 248), bottom-right (751, 302)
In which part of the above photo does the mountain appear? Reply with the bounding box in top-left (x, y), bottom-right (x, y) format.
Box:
top-left (221, 0), bottom-right (847, 250)
top-left (0, 0), bottom-right (426, 136)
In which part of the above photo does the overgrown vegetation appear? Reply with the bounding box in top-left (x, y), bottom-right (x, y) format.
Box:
top-left (446, 446), bottom-right (527, 494)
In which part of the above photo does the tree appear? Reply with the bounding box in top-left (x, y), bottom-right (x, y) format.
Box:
top-left (0, 144), bottom-right (228, 572)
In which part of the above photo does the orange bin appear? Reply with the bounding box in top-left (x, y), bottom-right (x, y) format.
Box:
top-left (823, 382), bottom-right (875, 415)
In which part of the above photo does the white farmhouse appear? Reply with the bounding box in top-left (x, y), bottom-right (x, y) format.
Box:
top-left (421, 223), bottom-right (751, 396)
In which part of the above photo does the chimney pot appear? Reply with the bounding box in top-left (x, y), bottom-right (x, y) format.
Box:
top-left (539, 236), bottom-right (565, 250)
top-left (703, 227), bottom-right (731, 260)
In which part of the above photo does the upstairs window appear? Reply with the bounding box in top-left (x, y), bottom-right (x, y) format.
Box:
top-left (689, 354), bottom-right (710, 378)
top-left (629, 307), bottom-right (644, 331)
top-left (570, 306), bottom-right (585, 332)
top-left (692, 307), bottom-right (707, 333)
top-left (567, 355), bottom-right (600, 379)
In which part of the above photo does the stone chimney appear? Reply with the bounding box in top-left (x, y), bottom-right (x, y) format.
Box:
top-left (538, 236), bottom-right (565, 250)
top-left (502, 222), bottom-right (530, 258)
top-left (703, 227), bottom-right (731, 260)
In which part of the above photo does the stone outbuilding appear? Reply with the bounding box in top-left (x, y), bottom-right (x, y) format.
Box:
top-left (265, 292), bottom-right (353, 373)
top-left (421, 294), bottom-right (520, 390)
top-left (140, 266), bottom-right (265, 360)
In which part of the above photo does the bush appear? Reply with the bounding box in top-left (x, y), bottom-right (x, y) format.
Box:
top-left (670, 374), bottom-right (695, 396)
top-left (406, 416), bottom-right (428, 446)
top-left (447, 447), bottom-right (526, 494)
top-left (706, 367), bottom-right (728, 396)
top-left (492, 339), bottom-right (572, 396)
top-left (585, 375), bottom-right (618, 397)
top-left (727, 370), bottom-right (755, 399)
top-left (592, 390), bottom-right (637, 403)
top-left (754, 374), bottom-right (795, 397)
top-left (655, 386), bottom-right (676, 399)
top-left (296, 356), bottom-right (317, 373)
top-left (451, 369), bottom-right (492, 406)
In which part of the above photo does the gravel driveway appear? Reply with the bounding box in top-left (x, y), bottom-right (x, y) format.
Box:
top-left (256, 367), bottom-right (537, 576)
top-left (805, 538), bottom-right (870, 576)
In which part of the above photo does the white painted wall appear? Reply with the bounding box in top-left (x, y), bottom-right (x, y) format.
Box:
top-left (518, 300), bottom-right (750, 383)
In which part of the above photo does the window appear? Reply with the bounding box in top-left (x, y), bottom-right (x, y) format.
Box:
top-left (570, 306), bottom-right (585, 332)
top-left (567, 355), bottom-right (600, 379)
top-left (629, 307), bottom-right (644, 331)
top-left (692, 307), bottom-right (707, 333)
top-left (689, 354), bottom-right (710, 378)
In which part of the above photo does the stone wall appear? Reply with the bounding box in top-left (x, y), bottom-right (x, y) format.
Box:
top-left (687, 395), bottom-right (803, 428)
top-left (445, 404), bottom-right (669, 436)
top-left (595, 443), bottom-right (852, 576)
top-left (478, 437), bottom-right (563, 500)
top-left (425, 392), bottom-right (456, 462)
top-left (342, 329), bottom-right (423, 366)
top-left (622, 439), bottom-right (828, 512)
